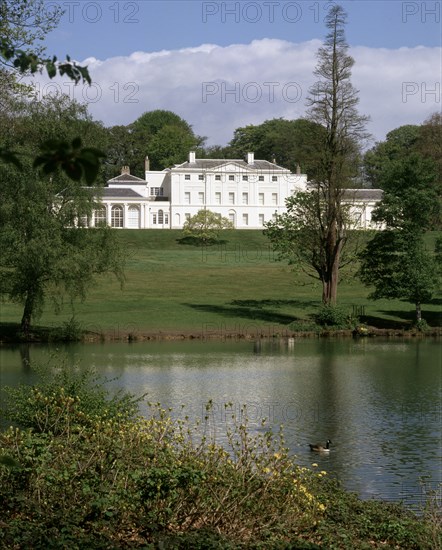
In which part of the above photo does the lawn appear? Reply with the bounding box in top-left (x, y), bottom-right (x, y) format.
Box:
top-left (0, 230), bottom-right (440, 339)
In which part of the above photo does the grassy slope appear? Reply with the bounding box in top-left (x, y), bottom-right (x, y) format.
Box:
top-left (0, 230), bottom-right (440, 336)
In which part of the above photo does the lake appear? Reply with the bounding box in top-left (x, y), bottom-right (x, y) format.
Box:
top-left (1, 337), bottom-right (440, 510)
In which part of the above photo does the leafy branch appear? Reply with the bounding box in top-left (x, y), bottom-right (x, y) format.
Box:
top-left (33, 138), bottom-right (105, 184)
top-left (0, 38), bottom-right (91, 84)
top-left (0, 37), bottom-right (105, 183)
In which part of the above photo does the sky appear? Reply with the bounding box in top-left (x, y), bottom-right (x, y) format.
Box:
top-left (34, 0), bottom-right (442, 147)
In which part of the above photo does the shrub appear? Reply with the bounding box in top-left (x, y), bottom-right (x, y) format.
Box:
top-left (413, 319), bottom-right (429, 332)
top-left (0, 372), bottom-right (438, 549)
top-left (314, 304), bottom-right (351, 328)
top-left (2, 359), bottom-right (143, 434)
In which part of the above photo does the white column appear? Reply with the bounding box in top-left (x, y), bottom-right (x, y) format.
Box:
top-left (124, 203), bottom-right (129, 229)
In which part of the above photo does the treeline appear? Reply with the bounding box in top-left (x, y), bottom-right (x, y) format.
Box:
top-left (103, 108), bottom-right (441, 206)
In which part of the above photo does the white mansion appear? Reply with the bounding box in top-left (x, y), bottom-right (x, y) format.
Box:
top-left (88, 152), bottom-right (383, 230)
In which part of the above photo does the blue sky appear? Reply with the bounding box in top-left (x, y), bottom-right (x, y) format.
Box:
top-left (36, 1), bottom-right (441, 146)
top-left (44, 1), bottom-right (440, 57)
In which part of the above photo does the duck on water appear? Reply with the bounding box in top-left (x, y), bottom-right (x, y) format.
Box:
top-left (309, 439), bottom-right (332, 452)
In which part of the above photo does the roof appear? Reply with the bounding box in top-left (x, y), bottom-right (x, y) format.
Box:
top-left (107, 173), bottom-right (146, 184)
top-left (173, 159), bottom-right (290, 171)
top-left (101, 188), bottom-right (143, 198)
top-left (342, 189), bottom-right (383, 201)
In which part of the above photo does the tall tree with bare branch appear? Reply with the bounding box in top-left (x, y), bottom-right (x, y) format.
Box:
top-left (305, 4), bottom-right (369, 304)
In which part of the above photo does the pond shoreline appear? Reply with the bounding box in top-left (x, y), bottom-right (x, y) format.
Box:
top-left (1, 325), bottom-right (441, 344)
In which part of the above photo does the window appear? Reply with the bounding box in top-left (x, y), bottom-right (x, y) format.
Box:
top-left (258, 175), bottom-right (264, 182)
top-left (272, 176), bottom-right (278, 182)
top-left (150, 187), bottom-right (163, 196)
top-left (79, 214), bottom-right (89, 228)
top-left (185, 213), bottom-right (191, 221)
top-left (185, 174), bottom-right (190, 180)
top-left (242, 214), bottom-right (248, 226)
top-left (242, 175), bottom-right (248, 181)
top-left (228, 192), bottom-right (235, 205)
top-left (242, 192), bottom-right (248, 205)
top-left (158, 210), bottom-right (164, 224)
top-left (258, 193), bottom-right (264, 205)
top-left (184, 192), bottom-right (191, 204)
top-left (259, 214), bottom-right (265, 225)
top-left (215, 192), bottom-right (221, 204)
top-left (111, 205), bottom-right (123, 228)
top-left (128, 205), bottom-right (140, 229)
top-left (215, 175), bottom-right (221, 181)
top-left (198, 192), bottom-right (205, 204)
top-left (228, 212), bottom-right (235, 225)
top-left (164, 212), bottom-right (169, 224)
top-left (229, 175), bottom-right (235, 181)
top-left (94, 207), bottom-right (106, 226)
top-left (198, 174), bottom-right (204, 181)
top-left (272, 193), bottom-right (278, 205)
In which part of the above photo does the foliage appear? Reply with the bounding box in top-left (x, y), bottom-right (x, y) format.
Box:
top-left (370, 153), bottom-right (440, 231)
top-left (33, 137), bottom-right (105, 185)
top-left (182, 209), bottom-right (234, 244)
top-left (314, 304), bottom-right (351, 328)
top-left (0, 0), bottom-right (63, 59)
top-left (358, 231), bottom-right (439, 323)
top-left (2, 361), bottom-right (142, 433)
top-left (105, 110), bottom-right (205, 177)
top-left (0, 0), bottom-right (103, 181)
top-left (364, 115), bottom-right (442, 230)
top-left (264, 191), bottom-right (362, 303)
top-left (228, 118), bottom-right (327, 175)
top-left (417, 113), bottom-right (442, 201)
top-left (0, 371), bottom-right (438, 549)
top-left (364, 125), bottom-right (421, 188)
top-left (0, 95), bottom-right (124, 333)
top-left (359, 118), bottom-right (441, 323)
top-left (273, 4), bottom-right (369, 306)
top-left (0, 37), bottom-right (91, 84)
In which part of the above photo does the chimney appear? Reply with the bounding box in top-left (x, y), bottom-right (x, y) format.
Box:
top-left (121, 166), bottom-right (130, 175)
top-left (145, 156), bottom-right (150, 172)
top-left (296, 164), bottom-right (301, 175)
top-left (189, 151), bottom-right (196, 163)
top-left (247, 152), bottom-right (254, 165)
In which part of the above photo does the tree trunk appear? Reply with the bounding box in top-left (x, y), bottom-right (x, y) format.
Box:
top-left (415, 301), bottom-right (422, 323)
top-left (20, 290), bottom-right (37, 334)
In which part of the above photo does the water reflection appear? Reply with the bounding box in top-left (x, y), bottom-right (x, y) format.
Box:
top-left (0, 338), bottom-right (440, 509)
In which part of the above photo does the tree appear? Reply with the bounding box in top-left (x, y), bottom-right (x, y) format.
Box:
top-left (0, 0), bottom-right (101, 179)
top-left (364, 125), bottom-right (420, 189)
top-left (0, 0), bottom-right (62, 60)
top-left (104, 124), bottom-right (139, 180)
top-left (364, 115), bottom-right (441, 229)
top-left (126, 110), bottom-right (205, 173)
top-left (0, 95), bottom-right (123, 334)
top-left (148, 124), bottom-right (202, 171)
top-left (266, 4), bottom-right (369, 305)
top-left (305, 4), bottom-right (369, 305)
top-left (182, 210), bottom-right (233, 244)
top-left (264, 191), bottom-right (360, 302)
top-left (358, 232), bottom-right (438, 324)
top-left (370, 153), bottom-right (439, 231)
top-left (229, 118), bottom-right (327, 176)
top-left (359, 134), bottom-right (440, 325)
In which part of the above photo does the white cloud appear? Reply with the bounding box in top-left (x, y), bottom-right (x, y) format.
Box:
top-left (33, 39), bottom-right (440, 147)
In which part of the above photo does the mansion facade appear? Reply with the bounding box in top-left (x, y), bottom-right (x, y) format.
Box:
top-left (87, 152), bottom-right (383, 230)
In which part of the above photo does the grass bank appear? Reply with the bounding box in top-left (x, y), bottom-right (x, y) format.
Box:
top-left (0, 230), bottom-right (440, 342)
top-left (1, 366), bottom-right (440, 549)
